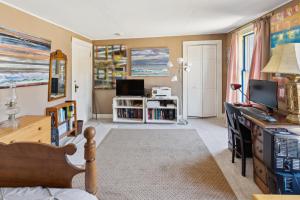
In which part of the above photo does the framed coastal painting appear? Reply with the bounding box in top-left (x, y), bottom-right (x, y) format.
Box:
top-left (131, 48), bottom-right (169, 76)
top-left (0, 26), bottom-right (51, 88)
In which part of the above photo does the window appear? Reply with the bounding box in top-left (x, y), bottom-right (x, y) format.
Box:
top-left (241, 33), bottom-right (254, 102)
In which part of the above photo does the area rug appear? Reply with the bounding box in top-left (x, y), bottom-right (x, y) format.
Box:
top-left (73, 129), bottom-right (237, 200)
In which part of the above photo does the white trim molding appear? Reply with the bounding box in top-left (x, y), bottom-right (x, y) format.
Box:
top-left (183, 40), bottom-right (223, 118)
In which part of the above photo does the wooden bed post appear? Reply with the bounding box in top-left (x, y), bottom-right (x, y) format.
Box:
top-left (84, 127), bottom-right (97, 195)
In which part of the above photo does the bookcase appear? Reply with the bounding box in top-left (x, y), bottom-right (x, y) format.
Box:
top-left (113, 97), bottom-right (145, 123)
top-left (146, 97), bottom-right (178, 123)
top-left (112, 96), bottom-right (178, 124)
top-left (46, 100), bottom-right (77, 145)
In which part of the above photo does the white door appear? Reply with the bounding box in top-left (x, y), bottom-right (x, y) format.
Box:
top-left (187, 46), bottom-right (203, 117)
top-left (186, 44), bottom-right (217, 117)
top-left (202, 45), bottom-right (217, 117)
top-left (72, 38), bottom-right (93, 123)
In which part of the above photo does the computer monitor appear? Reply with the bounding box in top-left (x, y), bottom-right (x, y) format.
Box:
top-left (249, 79), bottom-right (278, 111)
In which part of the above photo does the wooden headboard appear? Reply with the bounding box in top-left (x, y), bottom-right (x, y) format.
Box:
top-left (0, 127), bottom-right (97, 194)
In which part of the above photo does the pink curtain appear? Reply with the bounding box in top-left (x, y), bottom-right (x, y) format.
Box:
top-left (226, 32), bottom-right (239, 103)
top-left (248, 18), bottom-right (270, 81)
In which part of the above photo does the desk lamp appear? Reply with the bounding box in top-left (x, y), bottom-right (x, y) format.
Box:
top-left (230, 83), bottom-right (252, 107)
top-left (262, 43), bottom-right (300, 124)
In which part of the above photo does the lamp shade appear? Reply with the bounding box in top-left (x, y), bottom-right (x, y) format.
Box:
top-left (230, 83), bottom-right (242, 90)
top-left (262, 43), bottom-right (300, 75)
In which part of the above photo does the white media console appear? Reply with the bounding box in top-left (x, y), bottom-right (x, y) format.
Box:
top-left (113, 96), bottom-right (178, 124)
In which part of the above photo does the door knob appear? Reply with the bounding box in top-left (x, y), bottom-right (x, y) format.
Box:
top-left (75, 84), bottom-right (79, 92)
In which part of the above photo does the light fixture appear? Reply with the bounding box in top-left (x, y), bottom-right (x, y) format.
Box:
top-left (262, 43), bottom-right (300, 123)
top-left (177, 57), bottom-right (184, 64)
top-left (230, 83), bottom-right (251, 106)
top-left (167, 61), bottom-right (174, 68)
top-left (171, 75), bottom-right (178, 82)
top-left (169, 58), bottom-right (191, 125)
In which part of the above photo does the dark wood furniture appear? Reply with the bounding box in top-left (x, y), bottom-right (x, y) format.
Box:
top-left (225, 103), bottom-right (252, 176)
top-left (0, 127), bottom-right (97, 194)
top-left (236, 107), bottom-right (299, 193)
top-left (0, 116), bottom-right (51, 144)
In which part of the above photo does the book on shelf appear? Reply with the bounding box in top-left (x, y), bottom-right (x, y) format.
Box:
top-left (58, 108), bottom-right (66, 124)
top-left (148, 109), bottom-right (176, 121)
top-left (117, 108), bottom-right (143, 119)
top-left (117, 100), bottom-right (143, 107)
top-left (58, 123), bottom-right (68, 136)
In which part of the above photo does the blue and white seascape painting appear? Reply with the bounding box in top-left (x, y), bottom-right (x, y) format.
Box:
top-left (0, 26), bottom-right (51, 88)
top-left (131, 48), bottom-right (169, 76)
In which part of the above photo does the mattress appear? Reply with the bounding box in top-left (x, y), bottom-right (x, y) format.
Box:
top-left (0, 187), bottom-right (98, 200)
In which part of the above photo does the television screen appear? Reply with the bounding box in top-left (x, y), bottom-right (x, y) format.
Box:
top-left (249, 79), bottom-right (278, 109)
top-left (116, 79), bottom-right (144, 96)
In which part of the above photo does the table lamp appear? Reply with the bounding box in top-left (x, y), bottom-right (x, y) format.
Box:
top-left (262, 43), bottom-right (300, 123)
top-left (230, 83), bottom-right (252, 107)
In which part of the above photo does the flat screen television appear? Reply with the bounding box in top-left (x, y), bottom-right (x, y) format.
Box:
top-left (116, 79), bottom-right (144, 96)
top-left (249, 79), bottom-right (278, 110)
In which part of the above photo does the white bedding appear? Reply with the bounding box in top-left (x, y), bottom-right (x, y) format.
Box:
top-left (0, 187), bottom-right (98, 200)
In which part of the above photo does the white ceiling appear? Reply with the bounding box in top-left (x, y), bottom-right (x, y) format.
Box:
top-left (1, 0), bottom-right (290, 40)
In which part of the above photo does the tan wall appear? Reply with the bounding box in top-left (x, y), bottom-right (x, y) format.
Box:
top-left (93, 35), bottom-right (227, 114)
top-left (0, 3), bottom-right (91, 122)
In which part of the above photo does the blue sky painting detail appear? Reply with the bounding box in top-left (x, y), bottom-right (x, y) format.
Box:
top-left (131, 48), bottom-right (169, 76)
top-left (0, 26), bottom-right (51, 88)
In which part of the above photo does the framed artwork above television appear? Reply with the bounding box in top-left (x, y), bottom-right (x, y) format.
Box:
top-left (93, 45), bottom-right (127, 89)
top-left (131, 48), bottom-right (169, 77)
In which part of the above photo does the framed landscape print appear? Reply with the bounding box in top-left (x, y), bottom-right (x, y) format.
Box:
top-left (0, 26), bottom-right (51, 88)
top-left (131, 48), bottom-right (169, 77)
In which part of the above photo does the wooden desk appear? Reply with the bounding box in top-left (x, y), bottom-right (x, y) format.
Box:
top-left (0, 115), bottom-right (51, 144)
top-left (239, 110), bottom-right (298, 194)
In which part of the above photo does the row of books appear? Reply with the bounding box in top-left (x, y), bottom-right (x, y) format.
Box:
top-left (57, 105), bottom-right (75, 124)
top-left (148, 109), bottom-right (176, 120)
top-left (57, 118), bottom-right (75, 136)
top-left (117, 108), bottom-right (143, 119)
top-left (117, 100), bottom-right (143, 107)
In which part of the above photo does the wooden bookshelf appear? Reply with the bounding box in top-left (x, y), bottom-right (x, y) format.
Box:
top-left (46, 100), bottom-right (77, 145)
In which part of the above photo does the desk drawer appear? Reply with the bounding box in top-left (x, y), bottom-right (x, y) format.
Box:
top-left (254, 156), bottom-right (267, 184)
top-left (254, 140), bottom-right (264, 161)
top-left (253, 125), bottom-right (264, 143)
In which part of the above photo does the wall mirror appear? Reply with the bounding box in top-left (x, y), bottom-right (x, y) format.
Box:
top-left (48, 50), bottom-right (67, 101)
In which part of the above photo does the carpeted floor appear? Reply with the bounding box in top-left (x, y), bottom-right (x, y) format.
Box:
top-left (73, 129), bottom-right (237, 200)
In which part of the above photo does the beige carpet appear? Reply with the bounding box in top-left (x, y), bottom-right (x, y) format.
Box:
top-left (73, 129), bottom-right (237, 200)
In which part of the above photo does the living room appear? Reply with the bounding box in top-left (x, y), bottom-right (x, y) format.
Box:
top-left (0, 0), bottom-right (300, 200)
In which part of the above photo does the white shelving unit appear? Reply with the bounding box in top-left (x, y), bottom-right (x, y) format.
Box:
top-left (113, 96), bottom-right (146, 123)
top-left (146, 96), bottom-right (178, 124)
top-left (112, 96), bottom-right (179, 124)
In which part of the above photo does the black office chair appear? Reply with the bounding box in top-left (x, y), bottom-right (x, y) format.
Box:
top-left (224, 102), bottom-right (252, 177)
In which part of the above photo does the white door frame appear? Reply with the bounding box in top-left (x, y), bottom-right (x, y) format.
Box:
top-left (71, 37), bottom-right (93, 121)
top-left (183, 40), bottom-right (222, 118)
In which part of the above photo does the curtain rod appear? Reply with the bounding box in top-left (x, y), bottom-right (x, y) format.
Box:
top-left (228, 0), bottom-right (297, 34)
top-left (228, 12), bottom-right (273, 34)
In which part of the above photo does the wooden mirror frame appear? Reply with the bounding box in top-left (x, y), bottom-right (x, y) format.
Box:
top-left (48, 50), bottom-right (67, 102)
